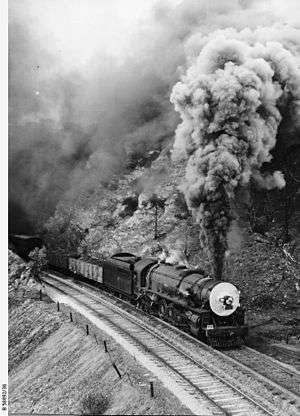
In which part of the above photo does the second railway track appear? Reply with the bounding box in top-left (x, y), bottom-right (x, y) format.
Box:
top-left (42, 271), bottom-right (300, 416)
top-left (223, 346), bottom-right (300, 397)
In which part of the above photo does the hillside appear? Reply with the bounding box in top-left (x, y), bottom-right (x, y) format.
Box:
top-left (44, 147), bottom-right (300, 345)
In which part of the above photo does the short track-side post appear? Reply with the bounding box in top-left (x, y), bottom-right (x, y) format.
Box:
top-left (86, 324), bottom-right (89, 336)
top-left (57, 301), bottom-right (60, 312)
top-left (104, 340), bottom-right (108, 353)
top-left (69, 312), bottom-right (73, 322)
top-left (112, 363), bottom-right (122, 379)
top-left (150, 381), bottom-right (154, 398)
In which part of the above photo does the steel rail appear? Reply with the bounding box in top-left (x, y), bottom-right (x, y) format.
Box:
top-left (243, 346), bottom-right (300, 378)
top-left (223, 347), bottom-right (300, 399)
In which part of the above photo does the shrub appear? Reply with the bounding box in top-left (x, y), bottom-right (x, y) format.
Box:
top-left (8, 251), bottom-right (27, 289)
top-left (80, 392), bottom-right (110, 415)
top-left (27, 247), bottom-right (48, 283)
top-left (251, 293), bottom-right (276, 309)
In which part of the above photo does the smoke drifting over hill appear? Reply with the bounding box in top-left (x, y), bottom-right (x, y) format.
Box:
top-left (9, 0), bottom-right (300, 245)
top-left (171, 27), bottom-right (300, 278)
top-left (9, 0), bottom-right (182, 232)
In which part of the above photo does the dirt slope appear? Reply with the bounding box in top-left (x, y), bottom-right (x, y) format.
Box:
top-left (8, 282), bottom-right (191, 415)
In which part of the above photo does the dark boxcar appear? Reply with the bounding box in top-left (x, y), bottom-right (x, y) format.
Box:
top-left (9, 235), bottom-right (43, 260)
top-left (102, 253), bottom-right (140, 297)
top-left (47, 252), bottom-right (70, 272)
top-left (134, 257), bottom-right (158, 289)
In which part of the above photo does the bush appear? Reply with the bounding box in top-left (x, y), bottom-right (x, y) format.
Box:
top-left (8, 250), bottom-right (27, 290)
top-left (28, 247), bottom-right (48, 283)
top-left (251, 293), bottom-right (276, 309)
top-left (80, 392), bottom-right (110, 415)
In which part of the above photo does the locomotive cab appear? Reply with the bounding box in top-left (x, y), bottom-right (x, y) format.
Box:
top-left (134, 258), bottom-right (158, 288)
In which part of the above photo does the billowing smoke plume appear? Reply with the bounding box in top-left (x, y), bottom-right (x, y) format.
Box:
top-left (9, 0), bottom-right (300, 238)
top-left (171, 29), bottom-right (300, 279)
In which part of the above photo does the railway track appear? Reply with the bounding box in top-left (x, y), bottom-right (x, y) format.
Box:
top-left (141, 310), bottom-right (300, 415)
top-left (42, 272), bottom-right (299, 416)
top-left (147, 311), bottom-right (300, 403)
top-left (70, 273), bottom-right (300, 404)
top-left (224, 346), bottom-right (300, 398)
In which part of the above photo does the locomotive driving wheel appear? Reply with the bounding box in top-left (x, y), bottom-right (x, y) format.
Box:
top-left (158, 299), bottom-right (168, 319)
top-left (166, 304), bottom-right (177, 324)
top-left (137, 296), bottom-right (151, 314)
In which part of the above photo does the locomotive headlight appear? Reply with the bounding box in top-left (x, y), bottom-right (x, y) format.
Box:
top-left (219, 295), bottom-right (234, 310)
top-left (209, 282), bottom-right (240, 317)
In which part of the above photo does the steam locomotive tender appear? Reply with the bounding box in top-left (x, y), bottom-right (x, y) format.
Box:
top-left (58, 252), bottom-right (248, 348)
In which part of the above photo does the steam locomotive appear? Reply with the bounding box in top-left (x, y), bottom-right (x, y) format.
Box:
top-left (49, 252), bottom-right (248, 347)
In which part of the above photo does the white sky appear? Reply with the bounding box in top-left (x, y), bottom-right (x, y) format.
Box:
top-left (9, 0), bottom-right (161, 67)
top-left (9, 0), bottom-right (299, 69)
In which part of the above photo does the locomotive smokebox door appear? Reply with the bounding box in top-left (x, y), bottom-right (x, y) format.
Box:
top-left (209, 282), bottom-right (240, 316)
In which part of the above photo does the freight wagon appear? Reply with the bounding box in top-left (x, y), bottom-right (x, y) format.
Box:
top-left (69, 257), bottom-right (103, 284)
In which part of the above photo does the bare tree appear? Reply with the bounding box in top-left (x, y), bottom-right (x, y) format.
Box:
top-left (148, 194), bottom-right (165, 239)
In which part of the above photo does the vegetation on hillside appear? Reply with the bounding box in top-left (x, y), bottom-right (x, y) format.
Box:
top-left (44, 134), bottom-right (299, 328)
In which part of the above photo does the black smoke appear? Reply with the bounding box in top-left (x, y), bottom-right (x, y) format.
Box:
top-left (9, 0), bottom-right (299, 235)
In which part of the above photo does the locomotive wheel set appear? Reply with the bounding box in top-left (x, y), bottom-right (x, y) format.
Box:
top-left (48, 252), bottom-right (248, 348)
